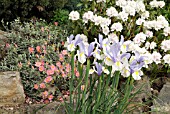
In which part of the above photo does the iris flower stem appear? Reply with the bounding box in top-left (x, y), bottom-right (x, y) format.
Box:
top-left (93, 75), bottom-right (102, 114)
top-left (69, 51), bottom-right (75, 112)
top-left (82, 59), bottom-right (90, 114)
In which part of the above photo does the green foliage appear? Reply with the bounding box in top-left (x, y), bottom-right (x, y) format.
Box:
top-left (0, 19), bottom-right (69, 99)
top-left (52, 9), bottom-right (69, 25)
top-left (0, 0), bottom-right (68, 27)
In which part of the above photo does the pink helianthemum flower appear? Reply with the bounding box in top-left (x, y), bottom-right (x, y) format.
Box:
top-left (40, 83), bottom-right (46, 89)
top-left (46, 69), bottom-right (54, 75)
top-left (44, 76), bottom-right (53, 83)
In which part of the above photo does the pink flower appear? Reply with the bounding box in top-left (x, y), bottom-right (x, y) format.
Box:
top-left (44, 76), bottom-right (53, 83)
top-left (48, 95), bottom-right (54, 101)
top-left (35, 62), bottom-right (41, 67)
top-left (28, 47), bottom-right (34, 53)
top-left (42, 91), bottom-right (48, 98)
top-left (34, 84), bottom-right (39, 89)
top-left (39, 66), bottom-right (45, 72)
top-left (50, 64), bottom-right (57, 71)
top-left (46, 69), bottom-right (54, 75)
top-left (59, 54), bottom-right (64, 62)
top-left (75, 71), bottom-right (80, 77)
top-left (6, 43), bottom-right (10, 48)
top-left (36, 46), bottom-right (41, 53)
top-left (62, 73), bottom-right (66, 78)
top-left (61, 50), bottom-right (67, 55)
top-left (56, 61), bottom-right (61, 67)
top-left (54, 22), bottom-right (58, 26)
top-left (40, 83), bottom-right (46, 89)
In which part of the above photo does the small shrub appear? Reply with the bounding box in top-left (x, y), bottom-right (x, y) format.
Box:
top-left (0, 19), bottom-right (69, 100)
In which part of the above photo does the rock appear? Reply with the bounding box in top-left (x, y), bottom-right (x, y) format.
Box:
top-left (27, 102), bottom-right (65, 114)
top-left (129, 76), bottom-right (152, 113)
top-left (0, 71), bottom-right (25, 106)
top-left (151, 82), bottom-right (170, 114)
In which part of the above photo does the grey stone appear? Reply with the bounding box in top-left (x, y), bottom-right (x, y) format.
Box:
top-left (129, 76), bottom-right (152, 113)
top-left (151, 82), bottom-right (170, 114)
top-left (0, 71), bottom-right (25, 106)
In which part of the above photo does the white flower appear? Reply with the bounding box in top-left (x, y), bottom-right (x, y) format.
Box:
top-left (132, 70), bottom-right (143, 80)
top-left (136, 18), bottom-right (145, 25)
top-left (163, 54), bottom-right (170, 65)
top-left (118, 12), bottom-right (129, 22)
top-left (67, 43), bottom-right (76, 52)
top-left (152, 51), bottom-right (162, 64)
top-left (150, 42), bottom-right (157, 49)
top-left (89, 69), bottom-right (95, 74)
top-left (121, 68), bottom-right (130, 78)
top-left (102, 25), bottom-right (110, 35)
top-left (163, 27), bottom-right (170, 36)
top-left (150, 0), bottom-right (159, 8)
top-left (82, 11), bottom-right (94, 23)
top-left (123, 6), bottom-right (136, 16)
top-left (150, 0), bottom-right (165, 8)
top-left (116, 0), bottom-right (127, 7)
top-left (102, 67), bottom-right (110, 75)
top-left (100, 18), bottom-right (111, 26)
top-left (80, 34), bottom-right (88, 43)
top-left (161, 40), bottom-right (170, 52)
top-left (93, 15), bottom-right (103, 26)
top-left (136, 1), bottom-right (145, 12)
top-left (142, 52), bottom-right (153, 68)
top-left (97, 0), bottom-right (106, 3)
top-left (104, 57), bottom-right (114, 66)
top-left (141, 11), bottom-right (149, 19)
top-left (145, 30), bottom-right (153, 38)
top-left (133, 32), bottom-right (146, 44)
top-left (145, 42), bottom-right (150, 49)
top-left (106, 7), bottom-right (118, 17)
top-left (111, 22), bottom-right (123, 32)
top-left (69, 11), bottom-right (80, 21)
top-left (77, 50), bottom-right (86, 64)
top-left (108, 33), bottom-right (119, 43)
top-left (158, 1), bottom-right (165, 8)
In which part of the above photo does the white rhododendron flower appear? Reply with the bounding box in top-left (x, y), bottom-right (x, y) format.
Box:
top-left (108, 33), bottom-right (119, 43)
top-left (97, 0), bottom-right (106, 3)
top-left (123, 6), bottom-right (136, 16)
top-left (106, 7), bottom-right (118, 17)
top-left (136, 18), bottom-right (145, 25)
top-left (163, 54), bottom-right (170, 65)
top-left (136, 1), bottom-right (145, 12)
top-left (150, 42), bottom-right (157, 49)
top-left (152, 51), bottom-right (162, 64)
top-left (141, 11), bottom-right (150, 19)
top-left (163, 27), bottom-right (170, 36)
top-left (133, 32), bottom-right (146, 44)
top-left (111, 22), bottom-right (123, 32)
top-left (145, 30), bottom-right (153, 38)
top-left (116, 0), bottom-right (127, 7)
top-left (69, 11), bottom-right (80, 21)
top-left (102, 25), bottom-right (110, 35)
top-left (145, 42), bottom-right (150, 49)
top-left (150, 0), bottom-right (165, 8)
top-left (118, 12), bottom-right (129, 22)
top-left (82, 11), bottom-right (94, 23)
top-left (161, 40), bottom-right (170, 52)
